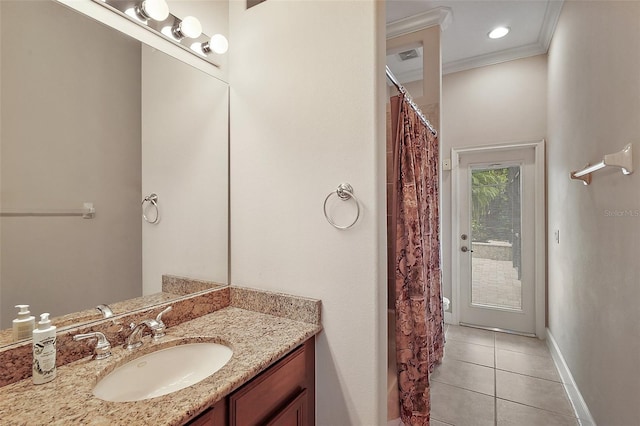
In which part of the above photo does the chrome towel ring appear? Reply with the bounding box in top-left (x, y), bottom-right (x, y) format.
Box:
top-left (142, 193), bottom-right (160, 224)
top-left (323, 183), bottom-right (360, 230)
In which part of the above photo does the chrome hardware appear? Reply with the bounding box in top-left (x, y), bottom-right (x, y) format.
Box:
top-left (96, 304), bottom-right (113, 318)
top-left (153, 306), bottom-right (173, 340)
top-left (461, 234), bottom-right (468, 240)
top-left (461, 246), bottom-right (474, 253)
top-left (125, 319), bottom-right (161, 350)
top-left (142, 193), bottom-right (160, 224)
top-left (73, 332), bottom-right (112, 360)
top-left (323, 183), bottom-right (361, 230)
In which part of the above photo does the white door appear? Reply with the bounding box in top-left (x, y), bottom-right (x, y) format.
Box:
top-left (454, 145), bottom-right (540, 335)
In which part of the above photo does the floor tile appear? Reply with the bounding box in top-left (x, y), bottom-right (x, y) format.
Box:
top-left (497, 349), bottom-right (561, 381)
top-left (496, 370), bottom-right (574, 416)
top-left (446, 325), bottom-right (495, 347)
top-left (430, 357), bottom-right (495, 396)
top-left (495, 332), bottom-right (550, 357)
top-left (430, 381), bottom-right (495, 426)
top-left (444, 339), bottom-right (495, 367)
top-left (497, 399), bottom-right (579, 425)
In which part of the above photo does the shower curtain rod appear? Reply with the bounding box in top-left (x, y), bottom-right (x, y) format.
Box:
top-left (386, 65), bottom-right (437, 136)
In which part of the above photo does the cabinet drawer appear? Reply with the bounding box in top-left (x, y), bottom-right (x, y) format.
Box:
top-left (229, 345), bottom-right (307, 426)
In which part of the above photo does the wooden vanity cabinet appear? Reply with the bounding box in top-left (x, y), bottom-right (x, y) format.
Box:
top-left (186, 337), bottom-right (315, 426)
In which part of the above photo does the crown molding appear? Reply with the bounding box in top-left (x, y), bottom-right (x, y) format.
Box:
top-left (387, 1), bottom-right (564, 75)
top-left (386, 7), bottom-right (453, 39)
top-left (392, 68), bottom-right (424, 85)
top-left (538, 0), bottom-right (564, 51)
top-left (443, 42), bottom-right (546, 75)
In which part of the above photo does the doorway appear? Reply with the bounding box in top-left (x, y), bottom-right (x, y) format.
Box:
top-left (451, 141), bottom-right (545, 337)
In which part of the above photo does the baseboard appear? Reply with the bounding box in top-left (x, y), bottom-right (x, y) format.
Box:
top-left (546, 328), bottom-right (597, 426)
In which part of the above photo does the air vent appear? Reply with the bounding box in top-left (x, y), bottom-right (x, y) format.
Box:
top-left (398, 49), bottom-right (419, 61)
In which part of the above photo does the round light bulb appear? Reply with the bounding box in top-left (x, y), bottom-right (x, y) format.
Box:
top-left (488, 26), bottom-right (510, 39)
top-left (180, 16), bottom-right (203, 39)
top-left (210, 34), bottom-right (229, 54)
top-left (141, 0), bottom-right (169, 21)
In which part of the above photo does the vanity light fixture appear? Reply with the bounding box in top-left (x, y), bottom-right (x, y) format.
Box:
top-left (200, 34), bottom-right (229, 55)
top-left (91, 0), bottom-right (228, 67)
top-left (488, 26), bottom-right (510, 39)
top-left (136, 0), bottom-right (169, 22)
top-left (170, 16), bottom-right (203, 40)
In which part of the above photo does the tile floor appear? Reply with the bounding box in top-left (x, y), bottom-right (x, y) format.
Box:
top-left (430, 325), bottom-right (579, 426)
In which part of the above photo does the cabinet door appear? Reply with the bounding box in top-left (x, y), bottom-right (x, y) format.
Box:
top-left (265, 390), bottom-right (307, 426)
top-left (229, 338), bottom-right (315, 426)
top-left (229, 346), bottom-right (306, 425)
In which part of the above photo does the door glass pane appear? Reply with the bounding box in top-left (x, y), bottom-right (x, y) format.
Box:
top-left (470, 166), bottom-right (522, 310)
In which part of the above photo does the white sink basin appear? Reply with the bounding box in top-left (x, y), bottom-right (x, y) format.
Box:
top-left (93, 342), bottom-right (233, 402)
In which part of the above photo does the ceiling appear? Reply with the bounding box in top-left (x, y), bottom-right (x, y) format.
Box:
top-left (386, 0), bottom-right (564, 82)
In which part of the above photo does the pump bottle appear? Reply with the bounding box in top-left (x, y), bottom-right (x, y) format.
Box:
top-left (12, 305), bottom-right (35, 342)
top-left (32, 313), bottom-right (57, 384)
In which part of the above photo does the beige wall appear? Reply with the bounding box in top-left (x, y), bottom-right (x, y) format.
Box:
top-left (547, 2), bottom-right (640, 424)
top-left (0, 1), bottom-right (141, 327)
top-left (441, 55), bottom-right (547, 309)
top-left (229, 1), bottom-right (386, 424)
top-left (141, 46), bottom-right (229, 294)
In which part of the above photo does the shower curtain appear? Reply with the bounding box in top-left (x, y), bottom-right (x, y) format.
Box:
top-left (390, 94), bottom-right (444, 426)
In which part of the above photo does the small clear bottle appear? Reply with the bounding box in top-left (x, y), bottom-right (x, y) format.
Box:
top-left (12, 305), bottom-right (35, 342)
top-left (32, 313), bottom-right (57, 384)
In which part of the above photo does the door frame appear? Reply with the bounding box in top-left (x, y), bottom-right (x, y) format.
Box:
top-left (451, 140), bottom-right (546, 338)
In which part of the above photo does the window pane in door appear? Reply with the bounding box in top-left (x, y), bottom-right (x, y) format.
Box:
top-left (470, 166), bottom-right (522, 310)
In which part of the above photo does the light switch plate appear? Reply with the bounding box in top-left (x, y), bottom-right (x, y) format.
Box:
top-left (442, 158), bottom-right (452, 171)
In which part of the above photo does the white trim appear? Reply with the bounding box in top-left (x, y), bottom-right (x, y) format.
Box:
top-left (53, 0), bottom-right (225, 80)
top-left (546, 328), bottom-right (597, 426)
top-left (388, 1), bottom-right (564, 75)
top-left (450, 140), bottom-right (545, 337)
top-left (392, 68), bottom-right (423, 85)
top-left (386, 7), bottom-right (453, 39)
top-left (539, 0), bottom-right (565, 52)
top-left (443, 42), bottom-right (546, 75)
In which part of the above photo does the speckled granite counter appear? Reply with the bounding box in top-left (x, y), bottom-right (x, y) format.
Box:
top-left (0, 304), bottom-right (321, 425)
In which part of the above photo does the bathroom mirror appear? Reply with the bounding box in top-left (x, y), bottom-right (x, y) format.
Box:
top-left (0, 0), bottom-right (229, 344)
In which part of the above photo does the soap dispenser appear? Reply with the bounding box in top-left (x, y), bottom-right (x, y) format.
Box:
top-left (12, 305), bottom-right (35, 342)
top-left (32, 313), bottom-right (57, 384)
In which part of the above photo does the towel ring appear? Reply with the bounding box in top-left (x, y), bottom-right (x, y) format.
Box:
top-left (142, 193), bottom-right (160, 224)
top-left (323, 183), bottom-right (360, 230)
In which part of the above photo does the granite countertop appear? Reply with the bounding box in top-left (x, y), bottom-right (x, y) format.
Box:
top-left (0, 306), bottom-right (321, 425)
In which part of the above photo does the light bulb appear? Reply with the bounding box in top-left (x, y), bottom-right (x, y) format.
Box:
top-left (488, 26), bottom-right (510, 39)
top-left (174, 16), bottom-right (202, 39)
top-left (209, 34), bottom-right (229, 54)
top-left (138, 0), bottom-right (169, 21)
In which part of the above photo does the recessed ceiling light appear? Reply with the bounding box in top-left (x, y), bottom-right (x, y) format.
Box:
top-left (488, 26), bottom-right (510, 39)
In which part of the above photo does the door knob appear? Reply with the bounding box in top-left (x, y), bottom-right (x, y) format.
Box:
top-left (461, 246), bottom-right (473, 253)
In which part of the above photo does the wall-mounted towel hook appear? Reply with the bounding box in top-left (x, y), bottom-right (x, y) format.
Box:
top-left (570, 143), bottom-right (633, 185)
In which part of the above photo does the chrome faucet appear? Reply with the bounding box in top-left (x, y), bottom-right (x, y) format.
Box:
top-left (96, 304), bottom-right (113, 318)
top-left (125, 319), bottom-right (162, 350)
top-left (73, 331), bottom-right (112, 360)
top-left (153, 306), bottom-right (173, 340)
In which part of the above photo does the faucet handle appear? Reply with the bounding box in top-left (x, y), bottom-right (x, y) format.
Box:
top-left (153, 306), bottom-right (172, 340)
top-left (155, 305), bottom-right (172, 324)
top-left (73, 331), bottom-right (112, 360)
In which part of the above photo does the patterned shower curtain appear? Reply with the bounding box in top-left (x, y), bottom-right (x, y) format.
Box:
top-left (390, 94), bottom-right (445, 426)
